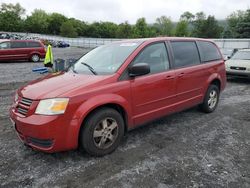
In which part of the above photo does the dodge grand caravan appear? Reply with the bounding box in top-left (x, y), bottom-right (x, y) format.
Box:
top-left (0, 40), bottom-right (46, 62)
top-left (10, 37), bottom-right (226, 156)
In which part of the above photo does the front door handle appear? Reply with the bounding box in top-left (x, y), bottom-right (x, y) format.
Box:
top-left (165, 75), bottom-right (175, 80)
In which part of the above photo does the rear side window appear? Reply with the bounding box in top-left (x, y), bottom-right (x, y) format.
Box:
top-left (27, 41), bottom-right (41, 48)
top-left (171, 41), bottom-right (200, 68)
top-left (197, 41), bottom-right (222, 62)
top-left (11, 41), bottom-right (27, 48)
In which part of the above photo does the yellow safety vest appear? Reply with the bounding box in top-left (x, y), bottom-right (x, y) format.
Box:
top-left (44, 45), bottom-right (53, 65)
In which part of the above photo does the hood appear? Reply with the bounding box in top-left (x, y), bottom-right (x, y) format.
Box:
top-left (225, 59), bottom-right (250, 68)
top-left (19, 72), bottom-right (113, 100)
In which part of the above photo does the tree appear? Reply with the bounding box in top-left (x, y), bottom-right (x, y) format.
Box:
top-left (60, 20), bottom-right (77, 37)
top-left (154, 16), bottom-right (174, 36)
top-left (175, 20), bottom-right (189, 36)
top-left (203, 16), bottom-right (223, 38)
top-left (191, 12), bottom-right (206, 37)
top-left (98, 22), bottom-right (118, 38)
top-left (133, 18), bottom-right (150, 38)
top-left (226, 10), bottom-right (245, 38)
top-left (116, 21), bottom-right (133, 38)
top-left (180, 11), bottom-right (195, 22)
top-left (66, 18), bottom-right (87, 36)
top-left (0, 3), bottom-right (25, 32)
top-left (25, 9), bottom-right (49, 33)
top-left (85, 22), bottom-right (101, 38)
top-left (47, 13), bottom-right (67, 35)
top-left (0, 2), bottom-right (25, 16)
top-left (191, 12), bottom-right (222, 38)
top-left (235, 9), bottom-right (250, 38)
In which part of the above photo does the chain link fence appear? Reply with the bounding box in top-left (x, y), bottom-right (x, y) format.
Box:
top-left (2, 32), bottom-right (250, 49)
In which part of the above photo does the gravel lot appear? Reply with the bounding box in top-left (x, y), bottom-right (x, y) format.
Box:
top-left (0, 47), bottom-right (249, 188)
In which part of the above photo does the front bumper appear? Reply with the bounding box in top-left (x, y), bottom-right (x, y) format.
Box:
top-left (226, 70), bottom-right (250, 78)
top-left (9, 107), bottom-right (80, 153)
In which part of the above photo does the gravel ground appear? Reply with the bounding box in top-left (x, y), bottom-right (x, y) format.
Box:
top-left (0, 47), bottom-right (249, 188)
top-left (0, 47), bottom-right (87, 84)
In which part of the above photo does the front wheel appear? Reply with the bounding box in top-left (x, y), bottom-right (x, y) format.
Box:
top-left (200, 85), bottom-right (220, 113)
top-left (80, 108), bottom-right (125, 156)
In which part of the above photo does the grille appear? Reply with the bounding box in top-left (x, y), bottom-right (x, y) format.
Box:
top-left (230, 66), bottom-right (246, 70)
top-left (17, 97), bottom-right (33, 116)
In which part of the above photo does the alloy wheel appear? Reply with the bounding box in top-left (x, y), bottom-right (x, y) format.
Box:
top-left (93, 117), bottom-right (118, 149)
top-left (208, 90), bottom-right (218, 109)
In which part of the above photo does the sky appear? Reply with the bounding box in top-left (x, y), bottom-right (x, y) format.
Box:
top-left (1, 0), bottom-right (250, 24)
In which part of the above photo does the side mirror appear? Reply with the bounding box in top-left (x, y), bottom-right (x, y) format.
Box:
top-left (129, 63), bottom-right (150, 77)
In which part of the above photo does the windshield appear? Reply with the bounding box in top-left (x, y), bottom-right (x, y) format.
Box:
top-left (231, 51), bottom-right (250, 60)
top-left (69, 42), bottom-right (142, 75)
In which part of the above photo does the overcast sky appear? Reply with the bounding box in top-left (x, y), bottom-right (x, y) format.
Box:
top-left (1, 0), bottom-right (250, 24)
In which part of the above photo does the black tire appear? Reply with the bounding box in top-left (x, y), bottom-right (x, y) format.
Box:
top-left (30, 54), bottom-right (40, 62)
top-left (200, 84), bottom-right (220, 113)
top-left (80, 107), bottom-right (124, 156)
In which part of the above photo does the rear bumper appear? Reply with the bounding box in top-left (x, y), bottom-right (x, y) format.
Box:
top-left (9, 107), bottom-right (80, 153)
top-left (40, 53), bottom-right (46, 58)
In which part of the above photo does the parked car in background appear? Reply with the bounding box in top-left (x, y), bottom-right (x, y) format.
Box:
top-left (220, 48), bottom-right (238, 60)
top-left (57, 41), bottom-right (70, 48)
top-left (0, 40), bottom-right (46, 62)
top-left (0, 33), bottom-right (11, 39)
top-left (225, 49), bottom-right (250, 78)
top-left (10, 37), bottom-right (226, 156)
top-left (40, 39), bottom-right (70, 48)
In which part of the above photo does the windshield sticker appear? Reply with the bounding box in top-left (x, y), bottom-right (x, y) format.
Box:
top-left (120, 43), bottom-right (137, 47)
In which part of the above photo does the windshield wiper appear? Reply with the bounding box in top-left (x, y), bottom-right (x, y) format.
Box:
top-left (81, 62), bottom-right (97, 75)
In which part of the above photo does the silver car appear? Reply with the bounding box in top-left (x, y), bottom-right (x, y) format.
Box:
top-left (225, 49), bottom-right (250, 78)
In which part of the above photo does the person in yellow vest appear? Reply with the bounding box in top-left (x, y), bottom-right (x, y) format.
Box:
top-left (44, 44), bottom-right (53, 68)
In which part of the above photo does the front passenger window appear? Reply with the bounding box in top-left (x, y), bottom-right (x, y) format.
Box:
top-left (133, 43), bottom-right (170, 74)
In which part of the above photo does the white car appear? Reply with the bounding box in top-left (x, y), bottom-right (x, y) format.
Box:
top-left (225, 49), bottom-right (250, 78)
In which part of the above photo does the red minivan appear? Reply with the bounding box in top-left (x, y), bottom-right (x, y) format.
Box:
top-left (9, 37), bottom-right (226, 156)
top-left (0, 40), bottom-right (46, 62)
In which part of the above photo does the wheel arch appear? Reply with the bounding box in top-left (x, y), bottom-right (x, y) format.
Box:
top-left (205, 73), bottom-right (222, 92)
top-left (77, 103), bottom-right (129, 149)
top-left (73, 94), bottom-right (132, 148)
top-left (210, 78), bottom-right (221, 91)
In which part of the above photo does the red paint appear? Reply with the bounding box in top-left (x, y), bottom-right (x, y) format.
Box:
top-left (0, 40), bottom-right (46, 61)
top-left (9, 37), bottom-right (226, 153)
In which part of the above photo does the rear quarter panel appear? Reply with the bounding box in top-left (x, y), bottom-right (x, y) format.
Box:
top-left (203, 60), bottom-right (226, 94)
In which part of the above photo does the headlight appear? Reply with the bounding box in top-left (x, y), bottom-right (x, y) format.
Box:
top-left (35, 98), bottom-right (69, 115)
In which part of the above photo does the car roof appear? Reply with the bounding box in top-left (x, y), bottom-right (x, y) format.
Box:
top-left (115, 37), bottom-right (213, 44)
top-left (10, 39), bottom-right (41, 42)
top-left (0, 39), bottom-right (41, 43)
top-left (0, 39), bottom-right (10, 43)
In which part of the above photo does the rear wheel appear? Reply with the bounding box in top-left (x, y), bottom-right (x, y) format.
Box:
top-left (200, 84), bottom-right (220, 113)
top-left (80, 108), bottom-right (124, 156)
top-left (31, 54), bottom-right (40, 62)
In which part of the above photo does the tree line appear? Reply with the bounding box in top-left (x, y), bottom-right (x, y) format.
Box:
top-left (0, 3), bottom-right (249, 38)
